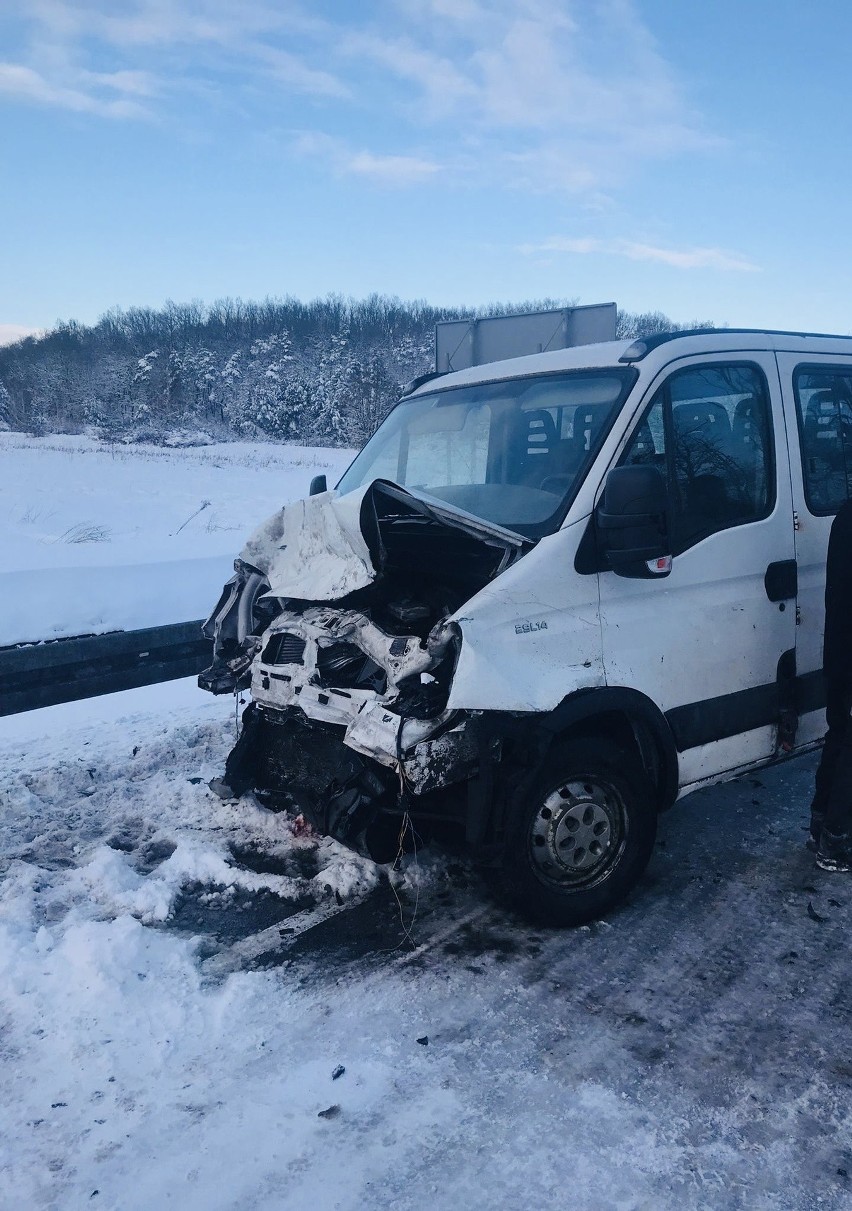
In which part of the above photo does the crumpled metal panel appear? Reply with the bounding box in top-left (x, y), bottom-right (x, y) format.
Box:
top-left (445, 518), bottom-right (606, 713)
top-left (241, 486), bottom-right (376, 602)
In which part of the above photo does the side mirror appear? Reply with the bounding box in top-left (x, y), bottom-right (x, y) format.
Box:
top-left (309, 474), bottom-right (328, 496)
top-left (596, 465), bottom-right (672, 578)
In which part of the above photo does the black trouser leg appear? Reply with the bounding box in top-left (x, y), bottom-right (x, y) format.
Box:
top-left (814, 680), bottom-right (852, 835)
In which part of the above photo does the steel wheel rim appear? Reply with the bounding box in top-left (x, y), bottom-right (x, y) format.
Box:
top-left (529, 775), bottom-right (627, 890)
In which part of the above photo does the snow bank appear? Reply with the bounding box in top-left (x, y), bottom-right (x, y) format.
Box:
top-left (0, 558), bottom-right (231, 645)
top-left (0, 685), bottom-right (464, 1210)
top-left (0, 434), bottom-right (354, 643)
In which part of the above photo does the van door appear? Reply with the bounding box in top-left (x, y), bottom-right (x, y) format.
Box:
top-left (596, 354), bottom-right (797, 786)
top-left (775, 353), bottom-right (852, 746)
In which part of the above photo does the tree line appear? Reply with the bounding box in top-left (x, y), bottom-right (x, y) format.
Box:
top-left (0, 296), bottom-right (712, 446)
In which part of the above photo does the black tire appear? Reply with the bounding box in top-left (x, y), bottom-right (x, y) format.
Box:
top-left (499, 737), bottom-right (658, 926)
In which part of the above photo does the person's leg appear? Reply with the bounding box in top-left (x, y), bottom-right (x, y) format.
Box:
top-left (809, 679), bottom-right (851, 843)
top-left (816, 684), bottom-right (852, 871)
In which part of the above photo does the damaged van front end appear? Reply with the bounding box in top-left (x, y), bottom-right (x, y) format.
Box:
top-left (199, 478), bottom-right (530, 848)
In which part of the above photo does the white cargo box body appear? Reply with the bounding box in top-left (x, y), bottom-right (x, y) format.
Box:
top-left (435, 303), bottom-right (617, 372)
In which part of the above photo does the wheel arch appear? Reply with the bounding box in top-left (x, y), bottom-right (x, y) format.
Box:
top-left (465, 687), bottom-right (679, 856)
top-left (539, 686), bottom-right (679, 812)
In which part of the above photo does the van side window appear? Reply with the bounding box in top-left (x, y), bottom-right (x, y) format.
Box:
top-left (793, 367), bottom-right (852, 515)
top-left (620, 363), bottom-right (774, 553)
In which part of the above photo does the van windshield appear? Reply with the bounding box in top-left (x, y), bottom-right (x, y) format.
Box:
top-left (336, 369), bottom-right (635, 536)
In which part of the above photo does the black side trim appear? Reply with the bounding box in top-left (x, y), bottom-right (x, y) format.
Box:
top-left (666, 668), bottom-right (829, 753)
top-left (666, 683), bottom-right (779, 752)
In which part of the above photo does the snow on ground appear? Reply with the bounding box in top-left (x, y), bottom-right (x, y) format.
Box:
top-left (2, 431), bottom-right (851, 1208)
top-left (3, 684), bottom-right (852, 1210)
top-left (0, 434), bottom-right (354, 644)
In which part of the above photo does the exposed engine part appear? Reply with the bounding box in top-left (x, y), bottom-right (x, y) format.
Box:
top-left (251, 605), bottom-right (460, 740)
top-left (216, 704), bottom-right (479, 845)
top-left (315, 642), bottom-right (387, 694)
top-left (360, 481), bottom-right (526, 607)
top-left (219, 705), bottom-right (397, 843)
top-left (198, 649), bottom-right (255, 695)
top-left (387, 597), bottom-right (432, 626)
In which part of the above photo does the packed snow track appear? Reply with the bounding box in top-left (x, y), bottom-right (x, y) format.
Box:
top-left (2, 683), bottom-right (851, 1210)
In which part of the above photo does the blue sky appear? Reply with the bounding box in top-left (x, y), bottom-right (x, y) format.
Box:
top-left (1, 0), bottom-right (850, 342)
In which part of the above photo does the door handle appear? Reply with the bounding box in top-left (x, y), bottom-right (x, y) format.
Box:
top-left (765, 559), bottom-right (798, 602)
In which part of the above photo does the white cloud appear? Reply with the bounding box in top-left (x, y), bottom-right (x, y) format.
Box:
top-left (3, 0), bottom-right (721, 195)
top-left (340, 32), bottom-right (476, 119)
top-left (293, 131), bottom-right (440, 186)
top-left (619, 241), bottom-right (759, 272)
top-left (346, 149), bottom-right (439, 185)
top-left (336, 0), bottom-right (719, 196)
top-left (251, 46), bottom-right (349, 100)
top-left (519, 236), bottom-right (760, 273)
top-left (0, 62), bottom-right (150, 118)
top-left (79, 69), bottom-right (159, 97)
top-left (28, 0), bottom-right (306, 49)
top-left (7, 0), bottom-right (349, 122)
top-left (360, 0), bottom-right (708, 142)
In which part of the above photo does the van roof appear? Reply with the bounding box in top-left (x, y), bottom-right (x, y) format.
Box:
top-left (618, 326), bottom-right (852, 362)
top-left (409, 327), bottom-right (852, 395)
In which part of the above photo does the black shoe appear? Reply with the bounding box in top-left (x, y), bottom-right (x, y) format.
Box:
top-left (807, 810), bottom-right (826, 853)
top-left (816, 829), bottom-right (852, 873)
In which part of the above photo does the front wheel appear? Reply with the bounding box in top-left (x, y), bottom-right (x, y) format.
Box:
top-left (500, 738), bottom-right (658, 926)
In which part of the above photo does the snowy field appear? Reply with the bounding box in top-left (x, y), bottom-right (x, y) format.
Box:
top-left (3, 683), bottom-right (852, 1210)
top-left (0, 434), bottom-right (354, 645)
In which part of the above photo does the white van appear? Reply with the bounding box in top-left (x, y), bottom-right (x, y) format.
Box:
top-left (201, 327), bottom-right (852, 924)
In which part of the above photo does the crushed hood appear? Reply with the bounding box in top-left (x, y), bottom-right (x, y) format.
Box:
top-left (241, 485), bottom-right (375, 601)
top-left (239, 480), bottom-right (529, 603)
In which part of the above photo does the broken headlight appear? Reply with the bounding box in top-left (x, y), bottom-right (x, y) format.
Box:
top-left (199, 559), bottom-right (278, 695)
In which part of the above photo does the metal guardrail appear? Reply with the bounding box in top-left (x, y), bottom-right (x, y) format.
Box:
top-left (0, 620), bottom-right (211, 717)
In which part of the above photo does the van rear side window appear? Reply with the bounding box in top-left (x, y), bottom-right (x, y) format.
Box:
top-left (793, 367), bottom-right (852, 515)
top-left (621, 363), bottom-right (774, 553)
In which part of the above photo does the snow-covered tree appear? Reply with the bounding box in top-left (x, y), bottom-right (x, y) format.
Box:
top-left (0, 298), bottom-right (710, 445)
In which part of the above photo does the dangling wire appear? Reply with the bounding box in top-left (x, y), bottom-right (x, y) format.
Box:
top-left (385, 714), bottom-right (421, 950)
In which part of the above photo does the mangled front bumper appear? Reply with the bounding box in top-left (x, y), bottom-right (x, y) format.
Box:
top-left (238, 703), bottom-right (478, 843)
top-left (250, 606), bottom-right (476, 801)
top-left (251, 606), bottom-right (457, 762)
